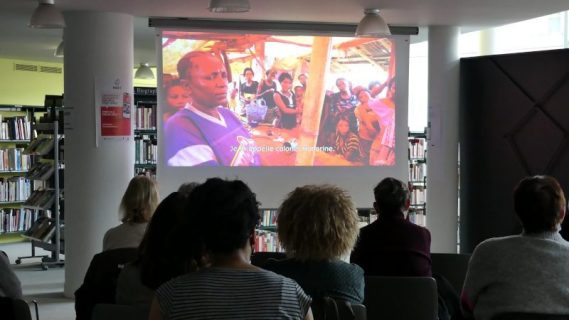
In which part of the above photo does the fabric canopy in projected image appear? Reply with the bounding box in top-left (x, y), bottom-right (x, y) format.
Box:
top-left (161, 32), bottom-right (397, 167)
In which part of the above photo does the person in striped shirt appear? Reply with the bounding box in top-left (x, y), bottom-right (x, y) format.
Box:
top-left (149, 178), bottom-right (313, 320)
top-left (334, 116), bottom-right (362, 163)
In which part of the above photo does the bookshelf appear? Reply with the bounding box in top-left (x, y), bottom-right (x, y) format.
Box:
top-left (408, 131), bottom-right (427, 227)
top-left (134, 87), bottom-right (157, 178)
top-left (17, 105), bottom-right (64, 269)
top-left (255, 209), bottom-right (283, 253)
top-left (0, 105), bottom-right (37, 242)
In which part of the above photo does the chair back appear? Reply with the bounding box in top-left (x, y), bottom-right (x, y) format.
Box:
top-left (492, 313), bottom-right (569, 320)
top-left (351, 304), bottom-right (367, 320)
top-left (91, 304), bottom-right (150, 320)
top-left (312, 297), bottom-right (366, 320)
top-left (430, 253), bottom-right (471, 293)
top-left (75, 248), bottom-right (138, 320)
top-left (0, 297), bottom-right (32, 320)
top-left (364, 276), bottom-right (437, 320)
top-left (250, 251), bottom-right (286, 267)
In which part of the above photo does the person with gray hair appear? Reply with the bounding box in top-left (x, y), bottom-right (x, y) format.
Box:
top-left (461, 175), bottom-right (569, 320)
top-left (350, 177), bottom-right (432, 276)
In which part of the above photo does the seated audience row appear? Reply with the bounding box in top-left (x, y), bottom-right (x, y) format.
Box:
top-left (72, 174), bottom-right (569, 320)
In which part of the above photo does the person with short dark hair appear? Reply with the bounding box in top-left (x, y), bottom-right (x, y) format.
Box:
top-left (257, 69), bottom-right (278, 114)
top-left (264, 184), bottom-right (364, 303)
top-left (298, 73), bottom-right (307, 88)
top-left (461, 175), bottom-right (569, 320)
top-left (273, 72), bottom-right (299, 129)
top-left (164, 51), bottom-right (261, 166)
top-left (149, 178), bottom-right (313, 320)
top-left (350, 177), bottom-right (432, 276)
top-left (239, 67), bottom-right (259, 102)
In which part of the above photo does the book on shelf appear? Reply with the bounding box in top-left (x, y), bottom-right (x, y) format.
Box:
top-left (254, 230), bottom-right (284, 253)
top-left (409, 162), bottom-right (427, 182)
top-left (24, 189), bottom-right (56, 209)
top-left (0, 115), bottom-right (31, 141)
top-left (0, 177), bottom-right (31, 202)
top-left (410, 186), bottom-right (426, 205)
top-left (26, 162), bottom-right (55, 180)
top-left (23, 216), bottom-right (56, 242)
top-left (407, 209), bottom-right (427, 227)
top-left (0, 208), bottom-right (40, 233)
top-left (408, 138), bottom-right (426, 159)
top-left (24, 136), bottom-right (54, 156)
top-left (0, 148), bottom-right (30, 172)
top-left (135, 103), bottom-right (157, 130)
top-left (135, 135), bottom-right (158, 164)
top-left (260, 209), bottom-right (278, 227)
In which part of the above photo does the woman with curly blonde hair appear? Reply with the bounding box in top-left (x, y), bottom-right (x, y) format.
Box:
top-left (264, 184), bottom-right (364, 303)
top-left (103, 175), bottom-right (159, 251)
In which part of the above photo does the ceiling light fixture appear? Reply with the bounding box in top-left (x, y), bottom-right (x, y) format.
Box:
top-left (355, 9), bottom-right (391, 37)
top-left (135, 63), bottom-right (155, 80)
top-left (29, 0), bottom-right (66, 29)
top-left (208, 0), bottom-right (250, 13)
top-left (54, 40), bottom-right (64, 57)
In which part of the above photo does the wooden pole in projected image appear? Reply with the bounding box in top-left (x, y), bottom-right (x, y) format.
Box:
top-left (295, 37), bottom-right (332, 166)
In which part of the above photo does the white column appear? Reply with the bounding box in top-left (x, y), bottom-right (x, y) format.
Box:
top-left (427, 26), bottom-right (460, 253)
top-left (63, 11), bottom-right (134, 297)
top-left (479, 28), bottom-right (495, 55)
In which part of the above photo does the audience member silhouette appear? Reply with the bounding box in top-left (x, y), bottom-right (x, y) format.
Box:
top-left (0, 251), bottom-right (22, 299)
top-left (149, 178), bottom-right (313, 320)
top-left (115, 186), bottom-right (198, 305)
top-left (461, 175), bottom-right (569, 320)
top-left (265, 184), bottom-right (364, 303)
top-left (103, 175), bottom-right (159, 251)
top-left (351, 177), bottom-right (431, 276)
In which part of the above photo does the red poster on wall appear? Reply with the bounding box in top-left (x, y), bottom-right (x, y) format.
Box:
top-left (100, 92), bottom-right (131, 136)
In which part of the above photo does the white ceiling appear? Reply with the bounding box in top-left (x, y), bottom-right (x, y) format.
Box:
top-left (1, 0), bottom-right (569, 64)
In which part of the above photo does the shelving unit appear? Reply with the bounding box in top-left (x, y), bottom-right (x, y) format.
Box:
top-left (255, 209), bottom-right (283, 253)
top-left (408, 131), bottom-right (427, 227)
top-left (17, 105), bottom-right (64, 269)
top-left (134, 87), bottom-right (157, 178)
top-left (0, 105), bottom-right (36, 242)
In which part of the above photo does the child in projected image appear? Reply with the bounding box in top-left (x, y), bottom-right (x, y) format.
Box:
top-left (335, 116), bottom-right (362, 163)
top-left (354, 89), bottom-right (381, 164)
top-left (163, 79), bottom-right (191, 122)
top-left (273, 72), bottom-right (298, 129)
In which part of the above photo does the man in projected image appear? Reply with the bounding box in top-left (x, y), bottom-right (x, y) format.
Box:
top-left (164, 51), bottom-right (261, 166)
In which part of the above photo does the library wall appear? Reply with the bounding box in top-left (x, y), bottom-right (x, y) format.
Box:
top-left (0, 58), bottom-right (64, 106)
top-left (0, 58), bottom-right (155, 107)
top-left (460, 48), bottom-right (569, 253)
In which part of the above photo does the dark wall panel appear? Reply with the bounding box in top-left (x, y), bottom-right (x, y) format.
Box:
top-left (460, 49), bottom-right (569, 253)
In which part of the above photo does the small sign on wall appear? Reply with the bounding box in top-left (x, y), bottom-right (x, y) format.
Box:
top-left (95, 76), bottom-right (132, 146)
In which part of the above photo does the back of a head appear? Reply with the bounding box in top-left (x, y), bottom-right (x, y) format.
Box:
top-left (186, 178), bottom-right (260, 255)
top-left (277, 184), bottom-right (359, 261)
top-left (177, 182), bottom-right (200, 198)
top-left (514, 175), bottom-right (566, 233)
top-left (373, 177), bottom-right (409, 215)
top-left (120, 175), bottom-right (159, 223)
top-left (138, 192), bottom-right (190, 289)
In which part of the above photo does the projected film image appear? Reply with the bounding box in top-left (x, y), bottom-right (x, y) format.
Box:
top-left (162, 31), bottom-right (396, 167)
